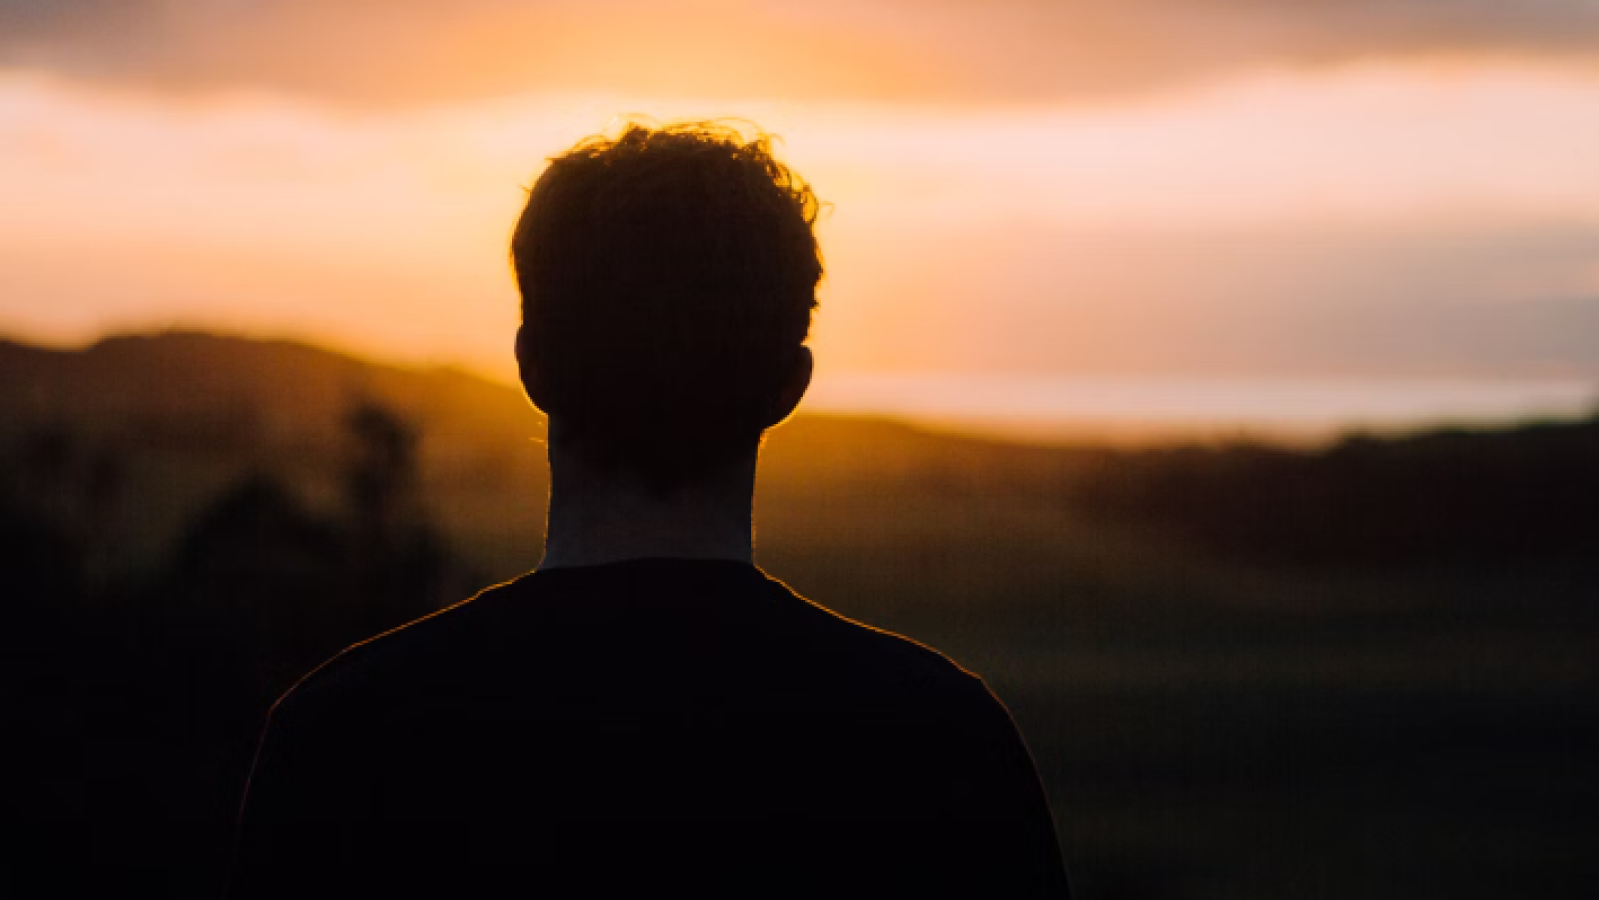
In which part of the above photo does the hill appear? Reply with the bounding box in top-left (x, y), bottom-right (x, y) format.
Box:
top-left (6, 329), bottom-right (1596, 589)
top-left (4, 330), bottom-right (1596, 900)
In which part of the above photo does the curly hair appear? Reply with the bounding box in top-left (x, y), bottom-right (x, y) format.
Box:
top-left (510, 120), bottom-right (824, 490)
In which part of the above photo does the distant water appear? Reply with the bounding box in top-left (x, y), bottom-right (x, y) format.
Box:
top-left (804, 373), bottom-right (1599, 445)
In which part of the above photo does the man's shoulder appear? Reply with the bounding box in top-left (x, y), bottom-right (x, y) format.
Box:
top-left (266, 575), bottom-right (531, 724)
top-left (755, 571), bottom-right (1000, 709)
top-left (790, 590), bottom-right (976, 675)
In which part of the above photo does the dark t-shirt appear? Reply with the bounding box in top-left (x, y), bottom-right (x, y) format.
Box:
top-left (229, 558), bottom-right (1070, 898)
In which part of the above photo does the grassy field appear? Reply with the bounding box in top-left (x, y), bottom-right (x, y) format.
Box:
top-left (3, 331), bottom-right (1595, 898)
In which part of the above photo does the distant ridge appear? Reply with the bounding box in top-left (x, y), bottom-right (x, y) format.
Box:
top-left (0, 329), bottom-right (542, 448)
top-left (2, 328), bottom-right (1595, 579)
top-left (0, 329), bottom-right (1010, 582)
top-left (0, 329), bottom-right (998, 457)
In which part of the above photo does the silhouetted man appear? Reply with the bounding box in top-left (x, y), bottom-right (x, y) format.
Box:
top-left (229, 122), bottom-right (1070, 898)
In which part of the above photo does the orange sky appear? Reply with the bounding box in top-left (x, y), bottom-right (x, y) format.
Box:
top-left (3, 1), bottom-right (1598, 426)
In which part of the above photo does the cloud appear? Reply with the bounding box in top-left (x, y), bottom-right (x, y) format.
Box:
top-left (3, 0), bottom-right (1599, 105)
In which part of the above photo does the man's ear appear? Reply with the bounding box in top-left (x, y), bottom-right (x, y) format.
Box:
top-left (765, 345), bottom-right (813, 428)
top-left (514, 323), bottom-right (549, 413)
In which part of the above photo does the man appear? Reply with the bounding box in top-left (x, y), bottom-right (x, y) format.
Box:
top-left (229, 121), bottom-right (1070, 898)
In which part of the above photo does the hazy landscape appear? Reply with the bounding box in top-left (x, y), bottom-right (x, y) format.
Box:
top-left (5, 331), bottom-right (1596, 899)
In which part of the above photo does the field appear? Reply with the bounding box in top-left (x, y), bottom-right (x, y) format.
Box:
top-left (3, 331), bottom-right (1595, 898)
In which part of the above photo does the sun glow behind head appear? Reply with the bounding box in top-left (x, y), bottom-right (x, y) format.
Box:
top-left (2, 15), bottom-right (1599, 440)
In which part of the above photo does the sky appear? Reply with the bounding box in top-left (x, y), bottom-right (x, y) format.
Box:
top-left (4, 1), bottom-right (1599, 432)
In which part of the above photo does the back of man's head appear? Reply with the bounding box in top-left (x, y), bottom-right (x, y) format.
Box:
top-left (511, 120), bottom-right (823, 492)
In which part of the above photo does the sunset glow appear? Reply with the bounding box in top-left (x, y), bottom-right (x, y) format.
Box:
top-left (4, 2), bottom-right (1598, 434)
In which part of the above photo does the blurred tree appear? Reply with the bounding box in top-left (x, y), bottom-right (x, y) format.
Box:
top-left (340, 399), bottom-right (453, 642)
top-left (172, 473), bottom-right (348, 698)
top-left (344, 400), bottom-right (421, 532)
top-left (168, 399), bottom-right (460, 700)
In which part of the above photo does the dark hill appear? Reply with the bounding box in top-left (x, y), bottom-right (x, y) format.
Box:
top-left (5, 331), bottom-right (1596, 900)
top-left (0, 330), bottom-right (1047, 584)
top-left (0, 330), bottom-right (541, 453)
top-left (5, 329), bottom-right (1597, 583)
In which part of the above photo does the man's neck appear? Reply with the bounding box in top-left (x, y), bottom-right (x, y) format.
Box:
top-left (537, 437), bottom-right (758, 571)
